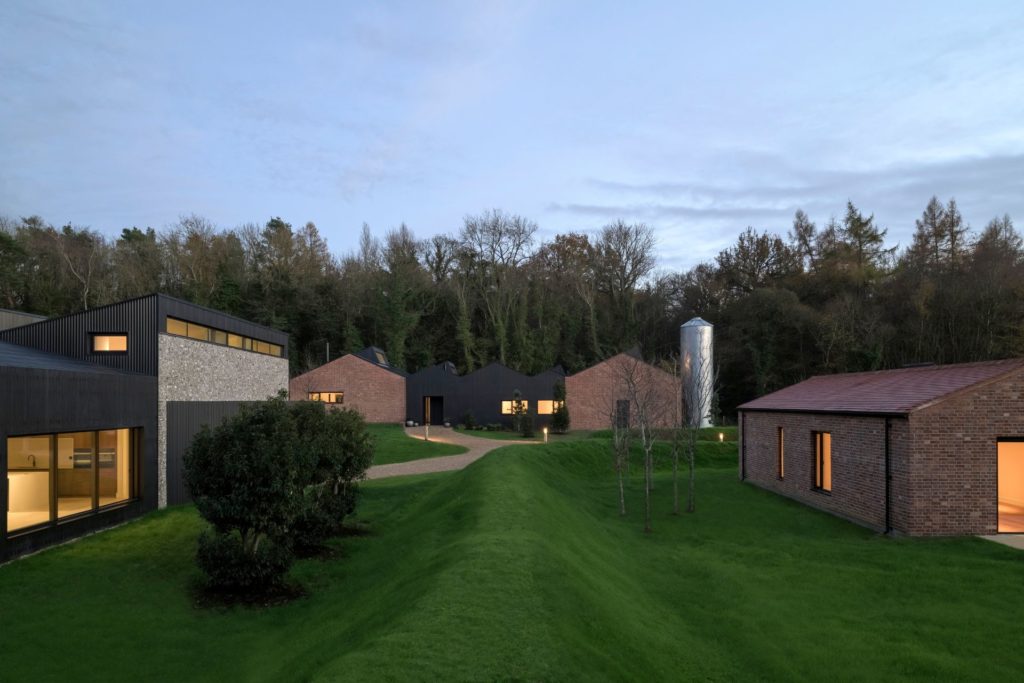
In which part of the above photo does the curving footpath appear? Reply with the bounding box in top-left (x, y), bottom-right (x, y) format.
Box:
top-left (365, 426), bottom-right (538, 480)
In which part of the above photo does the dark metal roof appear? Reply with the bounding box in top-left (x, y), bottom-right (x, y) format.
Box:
top-left (738, 358), bottom-right (1024, 415)
top-left (352, 346), bottom-right (407, 377)
top-left (0, 340), bottom-right (138, 375)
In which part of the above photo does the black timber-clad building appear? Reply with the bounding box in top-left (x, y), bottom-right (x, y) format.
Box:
top-left (406, 361), bottom-right (566, 428)
top-left (0, 341), bottom-right (157, 561)
top-left (0, 294), bottom-right (289, 562)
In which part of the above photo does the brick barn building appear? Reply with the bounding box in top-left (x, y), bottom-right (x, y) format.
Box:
top-left (289, 347), bottom-right (406, 423)
top-left (738, 359), bottom-right (1024, 537)
top-left (566, 348), bottom-right (678, 431)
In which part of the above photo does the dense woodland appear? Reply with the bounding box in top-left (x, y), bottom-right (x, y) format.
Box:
top-left (1, 197), bottom-right (1021, 416)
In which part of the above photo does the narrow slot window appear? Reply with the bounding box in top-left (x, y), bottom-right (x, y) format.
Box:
top-left (813, 431), bottom-right (832, 492)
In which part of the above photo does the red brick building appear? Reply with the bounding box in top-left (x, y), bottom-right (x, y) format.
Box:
top-left (566, 349), bottom-right (678, 431)
top-left (289, 347), bottom-right (406, 424)
top-left (738, 359), bottom-right (1024, 536)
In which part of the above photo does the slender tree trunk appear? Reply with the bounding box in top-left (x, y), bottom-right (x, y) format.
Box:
top-left (644, 445), bottom-right (653, 533)
top-left (618, 468), bottom-right (626, 516)
top-left (672, 444), bottom-right (679, 515)
top-left (687, 448), bottom-right (696, 513)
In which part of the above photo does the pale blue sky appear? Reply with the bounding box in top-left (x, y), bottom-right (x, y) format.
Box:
top-left (2, 1), bottom-right (1023, 268)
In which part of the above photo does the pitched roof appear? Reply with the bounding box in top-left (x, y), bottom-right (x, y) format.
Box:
top-left (0, 340), bottom-right (137, 375)
top-left (738, 359), bottom-right (1024, 415)
top-left (352, 346), bottom-right (407, 377)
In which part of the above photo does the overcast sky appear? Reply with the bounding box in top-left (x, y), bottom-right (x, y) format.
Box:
top-left (2, 1), bottom-right (1023, 269)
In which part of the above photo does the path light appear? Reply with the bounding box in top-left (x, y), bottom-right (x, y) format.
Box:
top-left (543, 427), bottom-right (548, 443)
top-left (425, 424), bottom-right (429, 442)
top-left (718, 432), bottom-right (724, 442)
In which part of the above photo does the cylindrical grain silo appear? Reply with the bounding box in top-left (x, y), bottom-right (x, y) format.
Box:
top-left (680, 317), bottom-right (714, 427)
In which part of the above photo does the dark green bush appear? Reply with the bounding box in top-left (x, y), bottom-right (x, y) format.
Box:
top-left (196, 530), bottom-right (293, 592)
top-left (551, 380), bottom-right (570, 434)
top-left (462, 410), bottom-right (476, 429)
top-left (185, 396), bottom-right (373, 593)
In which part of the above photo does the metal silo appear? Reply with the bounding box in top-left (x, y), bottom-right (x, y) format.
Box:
top-left (680, 317), bottom-right (714, 427)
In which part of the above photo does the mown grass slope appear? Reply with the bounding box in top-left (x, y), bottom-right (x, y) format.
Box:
top-left (366, 423), bottom-right (467, 464)
top-left (1, 438), bottom-right (1022, 681)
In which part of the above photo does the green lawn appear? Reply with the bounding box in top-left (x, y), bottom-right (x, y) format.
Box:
top-left (453, 427), bottom-right (595, 442)
top-left (1, 438), bottom-right (1023, 680)
top-left (366, 423), bottom-right (467, 464)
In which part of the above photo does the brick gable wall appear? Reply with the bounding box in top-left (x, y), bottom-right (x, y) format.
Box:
top-left (904, 368), bottom-right (1024, 535)
top-left (566, 354), bottom-right (678, 431)
top-left (289, 355), bottom-right (405, 424)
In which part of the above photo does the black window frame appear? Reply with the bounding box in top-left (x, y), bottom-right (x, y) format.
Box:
top-left (5, 427), bottom-right (141, 539)
top-left (89, 332), bottom-right (129, 355)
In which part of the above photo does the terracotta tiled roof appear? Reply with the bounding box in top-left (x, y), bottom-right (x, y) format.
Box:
top-left (737, 359), bottom-right (1024, 415)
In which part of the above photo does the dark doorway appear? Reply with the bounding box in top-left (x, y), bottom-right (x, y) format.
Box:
top-left (423, 396), bottom-right (445, 425)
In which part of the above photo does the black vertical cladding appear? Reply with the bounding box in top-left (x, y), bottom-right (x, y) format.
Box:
top-left (406, 361), bottom-right (566, 427)
top-left (0, 293), bottom-right (290, 376)
top-left (165, 401), bottom-right (253, 506)
top-left (0, 365), bottom-right (158, 563)
top-left (0, 294), bottom-right (160, 374)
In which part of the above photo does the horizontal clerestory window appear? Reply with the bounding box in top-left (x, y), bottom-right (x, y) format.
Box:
top-left (166, 317), bottom-right (282, 358)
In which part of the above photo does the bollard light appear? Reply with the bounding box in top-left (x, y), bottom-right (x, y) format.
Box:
top-left (425, 424), bottom-right (429, 442)
top-left (718, 432), bottom-right (724, 442)
top-left (543, 427), bottom-right (549, 443)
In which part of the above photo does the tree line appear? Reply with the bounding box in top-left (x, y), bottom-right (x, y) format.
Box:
top-left (2, 197), bottom-right (1021, 416)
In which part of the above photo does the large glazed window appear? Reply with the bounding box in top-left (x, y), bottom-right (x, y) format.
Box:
top-left (998, 440), bottom-right (1024, 533)
top-left (309, 392), bottom-right (344, 404)
top-left (56, 432), bottom-right (94, 519)
top-left (501, 400), bottom-right (529, 415)
top-left (813, 431), bottom-right (832, 492)
top-left (166, 316), bottom-right (283, 358)
top-left (6, 428), bottom-right (137, 535)
top-left (6, 436), bottom-right (52, 532)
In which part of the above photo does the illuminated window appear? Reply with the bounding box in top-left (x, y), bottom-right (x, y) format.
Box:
top-left (537, 400), bottom-right (565, 415)
top-left (501, 400), bottom-right (528, 415)
top-left (7, 428), bottom-right (137, 535)
top-left (186, 321), bottom-right (210, 341)
top-left (375, 351), bottom-right (387, 364)
top-left (309, 392), bottom-right (344, 404)
top-left (778, 427), bottom-right (785, 479)
top-left (91, 334), bottom-right (128, 352)
top-left (166, 317), bottom-right (283, 357)
top-left (813, 431), bottom-right (831, 492)
top-left (166, 318), bottom-right (188, 336)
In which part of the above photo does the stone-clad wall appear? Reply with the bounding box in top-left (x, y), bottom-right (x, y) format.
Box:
top-left (157, 334), bottom-right (289, 507)
top-left (288, 354), bottom-right (406, 424)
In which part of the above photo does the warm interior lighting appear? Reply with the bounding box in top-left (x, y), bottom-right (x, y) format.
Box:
top-left (814, 431), bottom-right (832, 492)
top-left (998, 441), bottom-right (1024, 532)
top-left (501, 400), bottom-right (529, 415)
top-left (92, 335), bottom-right (127, 352)
top-left (7, 428), bottom-right (135, 534)
top-left (308, 392), bottom-right (344, 404)
top-left (777, 427), bottom-right (785, 479)
top-left (166, 316), bottom-right (283, 357)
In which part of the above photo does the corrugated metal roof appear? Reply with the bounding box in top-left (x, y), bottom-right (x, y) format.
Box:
top-left (738, 359), bottom-right (1024, 415)
top-left (0, 340), bottom-right (138, 375)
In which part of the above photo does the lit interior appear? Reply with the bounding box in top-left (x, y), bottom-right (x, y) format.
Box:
top-left (815, 432), bottom-right (832, 491)
top-left (7, 428), bottom-right (134, 534)
top-left (92, 335), bottom-right (127, 352)
top-left (309, 392), bottom-right (344, 404)
top-left (166, 316), bottom-right (282, 357)
top-left (501, 400), bottom-right (529, 415)
top-left (998, 441), bottom-right (1024, 533)
top-left (536, 400), bottom-right (565, 415)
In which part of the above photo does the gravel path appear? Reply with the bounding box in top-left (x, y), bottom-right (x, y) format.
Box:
top-left (365, 426), bottom-right (538, 480)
